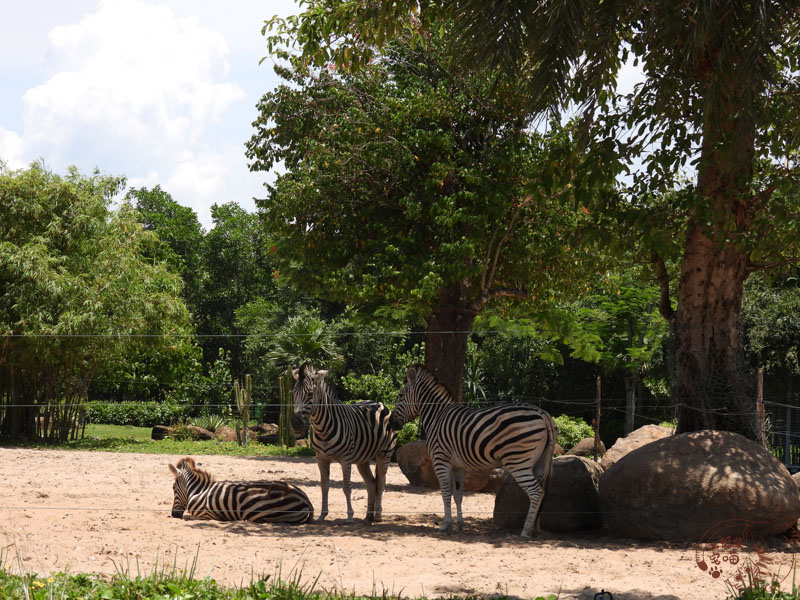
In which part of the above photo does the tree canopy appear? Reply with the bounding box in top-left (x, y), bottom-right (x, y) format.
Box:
top-left (0, 164), bottom-right (192, 441)
top-left (263, 0), bottom-right (800, 440)
top-left (247, 32), bottom-right (609, 396)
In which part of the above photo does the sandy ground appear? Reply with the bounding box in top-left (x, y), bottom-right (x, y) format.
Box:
top-left (0, 448), bottom-right (796, 600)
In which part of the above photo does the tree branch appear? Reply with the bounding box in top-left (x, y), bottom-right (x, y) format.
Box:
top-left (651, 253), bottom-right (676, 323)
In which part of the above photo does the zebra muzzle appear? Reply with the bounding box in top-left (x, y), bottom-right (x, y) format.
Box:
top-left (290, 413), bottom-right (308, 437)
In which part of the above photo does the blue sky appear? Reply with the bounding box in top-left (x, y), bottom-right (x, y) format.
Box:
top-left (1, 0), bottom-right (299, 229)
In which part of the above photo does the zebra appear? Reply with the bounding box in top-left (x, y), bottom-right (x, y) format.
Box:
top-left (291, 361), bottom-right (397, 523)
top-left (168, 457), bottom-right (313, 524)
top-left (388, 364), bottom-right (557, 538)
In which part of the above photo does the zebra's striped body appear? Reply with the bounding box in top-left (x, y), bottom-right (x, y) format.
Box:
top-left (168, 457), bottom-right (313, 524)
top-left (388, 365), bottom-right (557, 538)
top-left (291, 362), bottom-right (397, 523)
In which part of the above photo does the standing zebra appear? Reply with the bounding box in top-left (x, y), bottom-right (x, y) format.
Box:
top-left (291, 361), bottom-right (397, 523)
top-left (389, 365), bottom-right (557, 538)
top-left (168, 457), bottom-right (313, 524)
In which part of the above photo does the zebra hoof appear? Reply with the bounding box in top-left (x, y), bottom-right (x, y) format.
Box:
top-left (316, 514), bottom-right (328, 523)
top-left (438, 522), bottom-right (451, 532)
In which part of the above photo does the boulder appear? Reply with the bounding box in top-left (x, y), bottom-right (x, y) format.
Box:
top-left (396, 441), bottom-right (504, 492)
top-left (494, 455), bottom-right (603, 532)
top-left (600, 425), bottom-right (673, 469)
top-left (151, 425), bottom-right (172, 440)
top-left (255, 423), bottom-right (279, 435)
top-left (214, 426), bottom-right (237, 442)
top-left (566, 437), bottom-right (606, 458)
top-left (185, 425), bottom-right (214, 441)
top-left (599, 430), bottom-right (800, 541)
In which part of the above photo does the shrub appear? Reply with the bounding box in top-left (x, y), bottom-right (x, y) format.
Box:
top-left (396, 421), bottom-right (419, 449)
top-left (553, 414), bottom-right (594, 450)
top-left (191, 414), bottom-right (229, 433)
top-left (85, 401), bottom-right (189, 427)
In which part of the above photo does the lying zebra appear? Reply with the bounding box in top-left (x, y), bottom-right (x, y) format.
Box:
top-left (291, 361), bottom-right (396, 523)
top-left (389, 365), bottom-right (557, 538)
top-left (168, 457), bottom-right (313, 524)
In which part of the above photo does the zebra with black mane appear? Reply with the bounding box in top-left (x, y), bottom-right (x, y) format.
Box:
top-left (168, 457), bottom-right (313, 524)
top-left (388, 364), bottom-right (557, 538)
top-left (291, 361), bottom-right (397, 523)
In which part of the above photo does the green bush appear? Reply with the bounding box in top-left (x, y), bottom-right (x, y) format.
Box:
top-left (396, 421), bottom-right (419, 449)
top-left (553, 414), bottom-right (594, 450)
top-left (85, 401), bottom-right (189, 427)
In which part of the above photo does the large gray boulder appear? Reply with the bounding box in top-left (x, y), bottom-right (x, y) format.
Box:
top-left (565, 437), bottom-right (606, 458)
top-left (396, 441), bottom-right (504, 493)
top-left (494, 455), bottom-right (603, 532)
top-left (600, 424), bottom-right (673, 469)
top-left (599, 430), bottom-right (800, 541)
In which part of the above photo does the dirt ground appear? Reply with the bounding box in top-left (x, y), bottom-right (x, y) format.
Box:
top-left (0, 448), bottom-right (796, 600)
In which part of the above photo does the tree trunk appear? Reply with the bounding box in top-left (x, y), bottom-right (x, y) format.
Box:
top-left (674, 226), bottom-right (758, 440)
top-left (424, 284), bottom-right (477, 402)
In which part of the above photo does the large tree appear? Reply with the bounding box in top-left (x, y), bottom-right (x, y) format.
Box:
top-left (0, 164), bottom-right (191, 441)
top-left (247, 34), bottom-right (605, 397)
top-left (265, 1), bottom-right (800, 440)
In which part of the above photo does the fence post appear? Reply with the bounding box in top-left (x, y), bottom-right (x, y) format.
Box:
top-left (594, 376), bottom-right (601, 462)
top-left (785, 405), bottom-right (792, 469)
top-left (757, 367), bottom-right (766, 448)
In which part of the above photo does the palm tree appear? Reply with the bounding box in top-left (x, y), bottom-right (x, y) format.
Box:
top-left (264, 313), bottom-right (344, 380)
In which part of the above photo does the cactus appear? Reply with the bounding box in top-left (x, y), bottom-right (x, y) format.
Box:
top-left (233, 374), bottom-right (252, 447)
top-left (278, 366), bottom-right (296, 447)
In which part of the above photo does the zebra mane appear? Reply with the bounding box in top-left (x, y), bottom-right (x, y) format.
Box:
top-left (409, 364), bottom-right (455, 403)
top-left (314, 374), bottom-right (344, 405)
top-left (174, 456), bottom-right (216, 482)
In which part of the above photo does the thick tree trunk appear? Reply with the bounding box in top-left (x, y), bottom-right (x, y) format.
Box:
top-left (673, 88), bottom-right (761, 441)
top-left (424, 284), bottom-right (477, 402)
top-left (674, 224), bottom-right (760, 441)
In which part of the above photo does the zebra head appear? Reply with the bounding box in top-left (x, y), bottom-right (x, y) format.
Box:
top-left (291, 361), bottom-right (328, 437)
top-left (388, 364), bottom-right (427, 430)
top-left (168, 456), bottom-right (213, 518)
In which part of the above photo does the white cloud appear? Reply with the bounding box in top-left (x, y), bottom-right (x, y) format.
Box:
top-left (22, 0), bottom-right (244, 154)
top-left (0, 127), bottom-right (25, 170)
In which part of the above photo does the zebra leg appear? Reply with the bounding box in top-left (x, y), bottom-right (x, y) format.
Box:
top-left (508, 468), bottom-right (545, 539)
top-left (317, 457), bottom-right (331, 522)
top-left (340, 461), bottom-right (355, 523)
top-left (452, 467), bottom-right (466, 532)
top-left (356, 461), bottom-right (377, 522)
top-left (373, 456), bottom-right (391, 522)
top-left (432, 459), bottom-right (454, 532)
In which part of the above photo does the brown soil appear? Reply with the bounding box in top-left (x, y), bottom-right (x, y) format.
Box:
top-left (0, 448), bottom-right (794, 599)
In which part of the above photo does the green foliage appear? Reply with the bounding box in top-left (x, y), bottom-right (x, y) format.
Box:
top-left (126, 185), bottom-right (205, 311)
top-left (191, 414), bottom-right (229, 433)
top-left (0, 164), bottom-right (192, 442)
top-left (247, 28), bottom-right (607, 324)
top-left (396, 421), bottom-right (419, 449)
top-left (553, 415), bottom-right (594, 450)
top-left (167, 348), bottom-right (233, 417)
top-left (277, 366), bottom-right (296, 447)
top-left (85, 401), bottom-right (189, 427)
top-left (0, 565), bottom-right (559, 600)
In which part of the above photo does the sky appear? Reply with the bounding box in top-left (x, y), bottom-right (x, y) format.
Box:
top-left (0, 0), bottom-right (299, 230)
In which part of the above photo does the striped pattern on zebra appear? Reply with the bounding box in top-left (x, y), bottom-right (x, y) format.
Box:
top-left (168, 457), bottom-right (313, 524)
top-left (388, 365), bottom-right (557, 538)
top-left (291, 361), bottom-right (397, 523)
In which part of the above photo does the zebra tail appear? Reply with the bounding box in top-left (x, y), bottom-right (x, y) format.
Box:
top-left (535, 414), bottom-right (558, 492)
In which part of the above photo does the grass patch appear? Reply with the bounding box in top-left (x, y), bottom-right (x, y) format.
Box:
top-left (17, 423), bottom-right (315, 457)
top-left (0, 566), bottom-right (559, 600)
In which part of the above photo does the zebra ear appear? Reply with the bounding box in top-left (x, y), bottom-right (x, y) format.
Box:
top-left (292, 366), bottom-right (299, 381)
top-left (169, 463), bottom-right (178, 477)
top-left (406, 366), bottom-right (419, 384)
top-left (299, 361), bottom-right (315, 379)
top-left (313, 369), bottom-right (329, 382)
